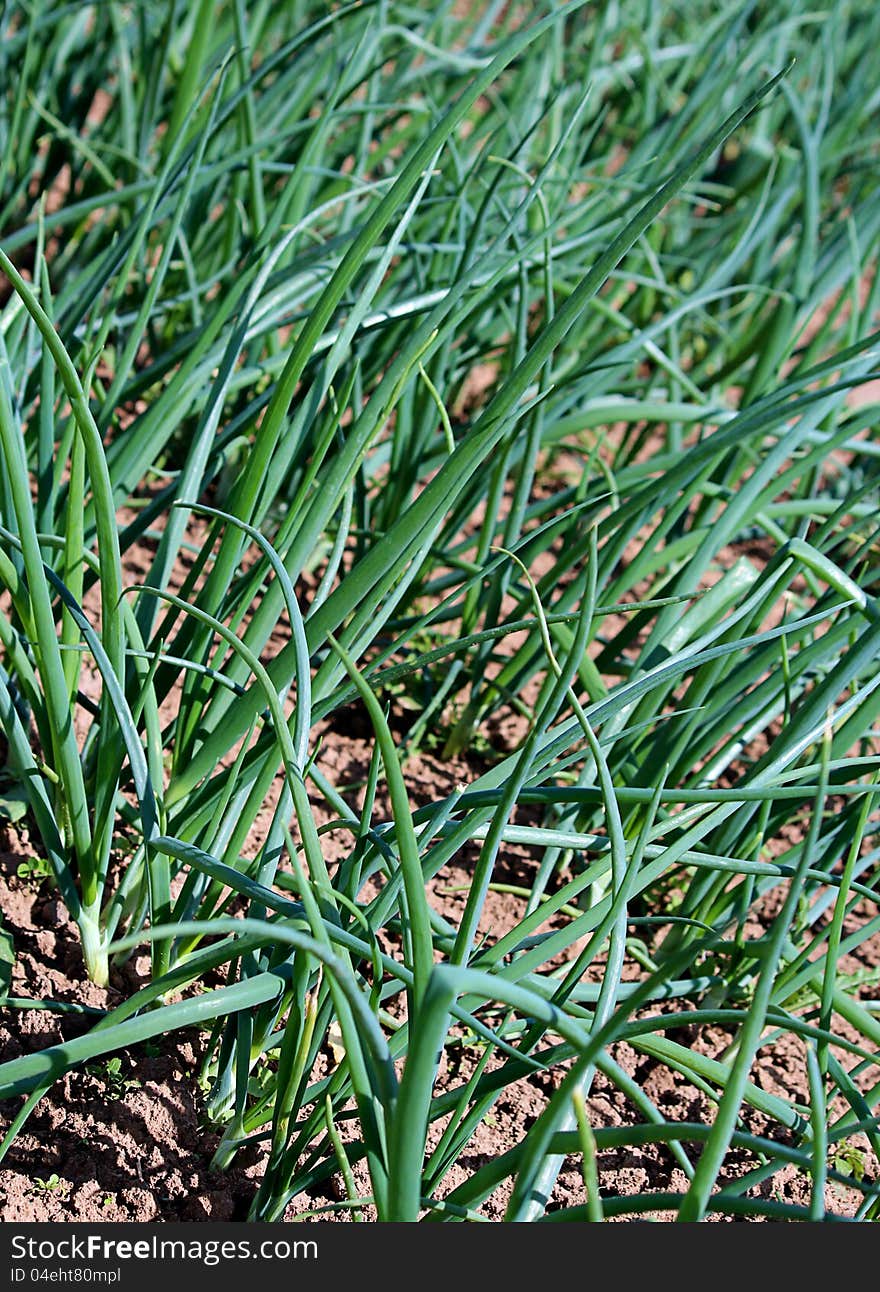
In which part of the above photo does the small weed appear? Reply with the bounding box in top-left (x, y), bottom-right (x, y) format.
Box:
top-left (15, 856), bottom-right (53, 886)
top-left (85, 1057), bottom-right (141, 1098)
top-left (831, 1141), bottom-right (869, 1185)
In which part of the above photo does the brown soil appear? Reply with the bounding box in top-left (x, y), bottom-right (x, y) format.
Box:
top-left (2, 718), bottom-right (878, 1223)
